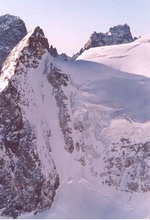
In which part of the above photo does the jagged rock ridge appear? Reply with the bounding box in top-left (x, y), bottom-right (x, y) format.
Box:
top-left (76, 24), bottom-right (135, 57)
top-left (49, 45), bottom-right (71, 61)
top-left (0, 14), bottom-right (27, 69)
top-left (49, 45), bottom-right (58, 57)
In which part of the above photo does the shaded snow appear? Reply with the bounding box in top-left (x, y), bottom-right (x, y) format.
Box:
top-left (22, 177), bottom-right (150, 219)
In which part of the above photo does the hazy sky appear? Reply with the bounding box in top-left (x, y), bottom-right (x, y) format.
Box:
top-left (0, 0), bottom-right (150, 55)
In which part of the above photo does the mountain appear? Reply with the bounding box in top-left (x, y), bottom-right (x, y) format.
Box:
top-left (84, 24), bottom-right (134, 49)
top-left (0, 14), bottom-right (27, 69)
top-left (74, 24), bottom-right (135, 59)
top-left (0, 22), bottom-right (150, 219)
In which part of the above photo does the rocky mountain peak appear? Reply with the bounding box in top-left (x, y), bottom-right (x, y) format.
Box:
top-left (77, 24), bottom-right (134, 57)
top-left (0, 26), bottom-right (49, 92)
top-left (28, 26), bottom-right (49, 52)
top-left (0, 14), bottom-right (19, 24)
top-left (108, 24), bottom-right (133, 39)
top-left (0, 14), bottom-right (27, 68)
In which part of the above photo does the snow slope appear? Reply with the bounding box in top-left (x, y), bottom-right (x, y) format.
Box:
top-left (77, 34), bottom-right (150, 77)
top-left (23, 177), bottom-right (150, 219)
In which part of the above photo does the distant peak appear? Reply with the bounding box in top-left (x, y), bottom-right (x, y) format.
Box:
top-left (0, 14), bottom-right (18, 19)
top-left (76, 24), bottom-right (134, 57)
top-left (0, 14), bottom-right (27, 68)
top-left (32, 26), bottom-right (45, 37)
top-left (124, 23), bottom-right (129, 27)
top-left (0, 14), bottom-right (24, 26)
top-left (108, 23), bottom-right (132, 35)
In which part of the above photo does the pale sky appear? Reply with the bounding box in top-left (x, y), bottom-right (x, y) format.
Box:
top-left (0, 0), bottom-right (150, 55)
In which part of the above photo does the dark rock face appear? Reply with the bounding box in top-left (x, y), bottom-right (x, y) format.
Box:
top-left (29, 26), bottom-right (49, 55)
top-left (0, 85), bottom-right (59, 218)
top-left (49, 45), bottom-right (58, 57)
top-left (0, 14), bottom-right (27, 69)
top-left (101, 140), bottom-right (150, 193)
top-left (0, 27), bottom-right (59, 218)
top-left (14, 26), bottom-right (49, 71)
top-left (48, 64), bottom-right (74, 153)
top-left (77, 24), bottom-right (134, 56)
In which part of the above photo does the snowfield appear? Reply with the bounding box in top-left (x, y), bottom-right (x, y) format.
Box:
top-left (22, 176), bottom-right (150, 219)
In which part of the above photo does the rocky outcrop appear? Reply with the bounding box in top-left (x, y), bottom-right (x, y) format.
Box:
top-left (48, 64), bottom-right (74, 153)
top-left (76, 24), bottom-right (134, 57)
top-left (0, 14), bottom-right (27, 69)
top-left (0, 27), bottom-right (59, 218)
top-left (59, 53), bottom-right (71, 61)
top-left (101, 140), bottom-right (150, 193)
top-left (49, 45), bottom-right (58, 57)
